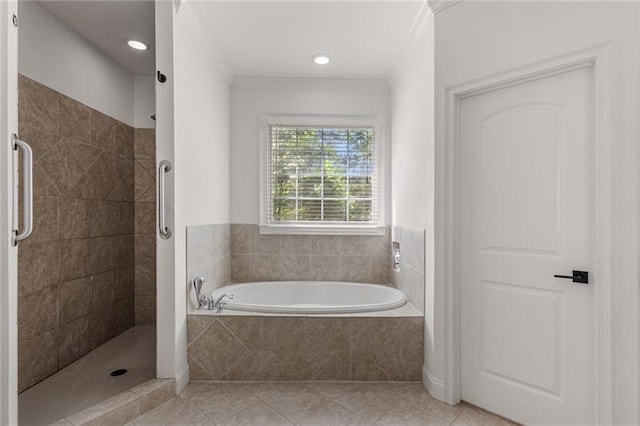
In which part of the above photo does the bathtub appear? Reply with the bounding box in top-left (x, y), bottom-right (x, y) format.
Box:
top-left (210, 281), bottom-right (407, 314)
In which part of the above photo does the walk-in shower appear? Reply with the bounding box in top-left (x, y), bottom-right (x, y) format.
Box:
top-left (15, 1), bottom-right (158, 423)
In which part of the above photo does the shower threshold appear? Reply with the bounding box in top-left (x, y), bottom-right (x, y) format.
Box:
top-left (19, 325), bottom-right (155, 426)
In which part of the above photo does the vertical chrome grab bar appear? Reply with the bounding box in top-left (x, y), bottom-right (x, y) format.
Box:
top-left (158, 160), bottom-right (172, 239)
top-left (12, 134), bottom-right (33, 246)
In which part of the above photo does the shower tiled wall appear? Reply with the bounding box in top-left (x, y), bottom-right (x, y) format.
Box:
top-left (134, 129), bottom-right (157, 324)
top-left (391, 226), bottom-right (425, 314)
top-left (17, 75), bottom-right (136, 391)
top-left (230, 224), bottom-right (391, 284)
top-left (186, 224), bottom-right (231, 309)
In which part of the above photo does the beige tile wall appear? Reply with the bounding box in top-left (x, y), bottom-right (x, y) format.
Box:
top-left (230, 224), bottom-right (391, 284)
top-left (134, 129), bottom-right (156, 324)
top-left (187, 315), bottom-right (423, 381)
top-left (17, 75), bottom-right (154, 392)
top-left (391, 226), bottom-right (425, 314)
top-left (186, 224), bottom-right (231, 310)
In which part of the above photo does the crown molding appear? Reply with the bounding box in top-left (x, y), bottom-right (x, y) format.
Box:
top-left (231, 77), bottom-right (389, 90)
top-left (389, 0), bottom-right (434, 84)
top-left (176, 1), bottom-right (234, 84)
top-left (428, 0), bottom-right (462, 14)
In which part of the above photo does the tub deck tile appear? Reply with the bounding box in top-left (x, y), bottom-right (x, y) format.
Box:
top-left (188, 312), bottom-right (424, 382)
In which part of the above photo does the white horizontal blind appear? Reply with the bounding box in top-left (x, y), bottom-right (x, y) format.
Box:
top-left (266, 124), bottom-right (378, 225)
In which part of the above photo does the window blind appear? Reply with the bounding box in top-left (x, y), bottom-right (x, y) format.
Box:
top-left (266, 125), bottom-right (378, 225)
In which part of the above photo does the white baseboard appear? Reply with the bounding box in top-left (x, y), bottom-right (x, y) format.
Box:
top-left (175, 364), bottom-right (189, 394)
top-left (423, 367), bottom-right (446, 402)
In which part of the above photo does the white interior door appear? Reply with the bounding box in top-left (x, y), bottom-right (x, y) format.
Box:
top-left (0, 0), bottom-right (19, 424)
top-left (459, 66), bottom-right (596, 424)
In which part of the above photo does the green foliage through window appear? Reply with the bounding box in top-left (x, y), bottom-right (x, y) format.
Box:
top-left (267, 125), bottom-right (377, 224)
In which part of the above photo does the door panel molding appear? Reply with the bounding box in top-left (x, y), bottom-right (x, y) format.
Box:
top-left (480, 102), bottom-right (563, 256)
top-left (443, 43), bottom-right (612, 424)
top-left (479, 281), bottom-right (564, 398)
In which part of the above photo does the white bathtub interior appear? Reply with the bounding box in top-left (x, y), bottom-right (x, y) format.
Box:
top-left (208, 281), bottom-right (407, 314)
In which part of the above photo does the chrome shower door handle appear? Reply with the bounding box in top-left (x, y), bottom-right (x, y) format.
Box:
top-left (158, 160), bottom-right (172, 239)
top-left (12, 134), bottom-right (33, 246)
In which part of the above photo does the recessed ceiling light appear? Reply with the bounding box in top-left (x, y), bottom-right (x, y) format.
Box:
top-left (312, 54), bottom-right (330, 65)
top-left (126, 39), bottom-right (149, 51)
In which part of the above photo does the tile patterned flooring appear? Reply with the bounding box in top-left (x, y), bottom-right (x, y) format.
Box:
top-left (126, 382), bottom-right (517, 426)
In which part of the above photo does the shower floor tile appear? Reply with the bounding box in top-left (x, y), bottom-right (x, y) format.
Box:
top-left (131, 381), bottom-right (518, 425)
top-left (19, 325), bottom-right (155, 426)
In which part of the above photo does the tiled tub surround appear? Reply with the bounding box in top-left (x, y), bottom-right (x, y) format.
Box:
top-left (134, 129), bottom-right (157, 324)
top-left (391, 226), bottom-right (426, 314)
top-left (187, 313), bottom-right (423, 381)
top-left (230, 224), bottom-right (391, 284)
top-left (186, 224), bottom-right (231, 309)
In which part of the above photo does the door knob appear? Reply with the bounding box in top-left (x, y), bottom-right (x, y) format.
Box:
top-left (554, 270), bottom-right (589, 284)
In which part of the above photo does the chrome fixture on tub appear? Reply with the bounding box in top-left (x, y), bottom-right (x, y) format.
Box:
top-left (193, 277), bottom-right (234, 312)
top-left (393, 241), bottom-right (401, 271)
top-left (193, 276), bottom-right (208, 309)
top-left (209, 293), bottom-right (234, 313)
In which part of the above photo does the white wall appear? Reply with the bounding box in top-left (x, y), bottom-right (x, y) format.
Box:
top-left (18, 1), bottom-right (135, 126)
top-left (155, 0), bottom-right (230, 390)
top-left (390, 13), bottom-right (436, 396)
top-left (230, 79), bottom-right (391, 224)
top-left (134, 76), bottom-right (155, 129)
top-left (391, 27), bottom-right (434, 229)
top-left (434, 2), bottom-right (640, 422)
top-left (154, 0), bottom-right (176, 386)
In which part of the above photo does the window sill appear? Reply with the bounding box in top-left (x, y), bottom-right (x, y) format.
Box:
top-left (259, 224), bottom-right (387, 236)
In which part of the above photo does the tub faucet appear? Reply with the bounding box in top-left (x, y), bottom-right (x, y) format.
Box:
top-left (193, 276), bottom-right (208, 309)
top-left (209, 292), bottom-right (234, 313)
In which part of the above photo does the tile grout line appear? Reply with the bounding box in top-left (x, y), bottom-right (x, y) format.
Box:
top-left (449, 405), bottom-right (467, 425)
top-left (263, 400), bottom-right (300, 425)
top-left (251, 383), bottom-right (295, 403)
top-left (211, 324), bottom-right (252, 381)
top-left (187, 354), bottom-right (216, 381)
top-left (331, 397), bottom-right (391, 425)
top-left (313, 392), bottom-right (370, 425)
top-left (371, 396), bottom-right (402, 426)
top-left (260, 388), bottom-right (328, 425)
top-left (217, 318), bottom-right (251, 352)
top-left (246, 382), bottom-right (328, 424)
top-left (348, 320), bottom-right (353, 380)
top-left (152, 394), bottom-right (206, 425)
top-left (186, 317), bottom-right (216, 350)
top-left (211, 396), bottom-right (267, 425)
top-left (190, 396), bottom-right (219, 426)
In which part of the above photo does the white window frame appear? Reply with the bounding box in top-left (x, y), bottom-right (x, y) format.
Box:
top-left (259, 113), bottom-right (386, 235)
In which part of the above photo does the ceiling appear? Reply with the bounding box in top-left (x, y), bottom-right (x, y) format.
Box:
top-left (39, 0), bottom-right (156, 76)
top-left (37, 0), bottom-right (427, 80)
top-left (189, 1), bottom-right (426, 80)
